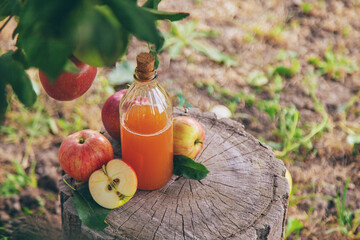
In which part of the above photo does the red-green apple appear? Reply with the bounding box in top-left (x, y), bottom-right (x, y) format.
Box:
top-left (39, 58), bottom-right (97, 101)
top-left (101, 89), bottom-right (127, 141)
top-left (89, 159), bottom-right (137, 209)
top-left (173, 116), bottom-right (205, 159)
top-left (59, 129), bottom-right (113, 181)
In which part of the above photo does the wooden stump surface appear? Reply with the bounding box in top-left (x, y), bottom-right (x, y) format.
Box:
top-left (60, 107), bottom-right (289, 240)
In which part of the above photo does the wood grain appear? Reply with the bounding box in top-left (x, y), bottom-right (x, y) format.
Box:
top-left (60, 107), bottom-right (289, 240)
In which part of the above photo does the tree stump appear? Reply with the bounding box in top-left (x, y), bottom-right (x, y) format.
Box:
top-left (60, 107), bottom-right (289, 240)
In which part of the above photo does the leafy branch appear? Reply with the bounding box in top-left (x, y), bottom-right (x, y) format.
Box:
top-left (0, 0), bottom-right (189, 124)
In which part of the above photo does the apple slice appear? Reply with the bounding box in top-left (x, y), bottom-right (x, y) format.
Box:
top-left (89, 159), bottom-right (137, 209)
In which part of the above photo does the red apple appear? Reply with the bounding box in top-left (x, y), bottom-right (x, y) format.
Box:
top-left (101, 89), bottom-right (127, 141)
top-left (173, 116), bottom-right (205, 159)
top-left (59, 129), bottom-right (114, 181)
top-left (39, 58), bottom-right (97, 101)
top-left (89, 159), bottom-right (137, 209)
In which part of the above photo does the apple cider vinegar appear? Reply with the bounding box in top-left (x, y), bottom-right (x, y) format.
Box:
top-left (120, 53), bottom-right (173, 190)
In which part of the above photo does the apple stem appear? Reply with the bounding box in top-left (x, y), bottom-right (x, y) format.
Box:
top-left (195, 140), bottom-right (203, 144)
top-left (79, 138), bottom-right (85, 144)
top-left (63, 178), bottom-right (76, 191)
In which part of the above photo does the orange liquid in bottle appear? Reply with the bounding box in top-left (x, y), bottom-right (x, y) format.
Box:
top-left (121, 104), bottom-right (173, 190)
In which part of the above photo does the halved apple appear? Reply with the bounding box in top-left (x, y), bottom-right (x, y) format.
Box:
top-left (89, 159), bottom-right (137, 209)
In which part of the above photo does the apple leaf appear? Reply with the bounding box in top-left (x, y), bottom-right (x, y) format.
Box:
top-left (173, 155), bottom-right (210, 180)
top-left (72, 186), bottom-right (111, 231)
top-left (142, 8), bottom-right (189, 22)
top-left (74, 5), bottom-right (130, 67)
top-left (16, 0), bottom-right (84, 81)
top-left (150, 49), bottom-right (160, 69)
top-left (105, 0), bottom-right (164, 50)
top-left (0, 0), bottom-right (21, 18)
top-left (0, 51), bottom-right (37, 123)
top-left (0, 80), bottom-right (7, 124)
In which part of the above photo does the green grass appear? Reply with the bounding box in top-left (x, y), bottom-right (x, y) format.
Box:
top-left (0, 95), bottom-right (53, 143)
top-left (273, 69), bottom-right (329, 159)
top-left (285, 217), bottom-right (303, 239)
top-left (0, 227), bottom-right (8, 240)
top-left (301, 2), bottom-right (313, 14)
top-left (327, 179), bottom-right (360, 238)
top-left (57, 106), bottom-right (88, 137)
top-left (163, 20), bottom-right (238, 66)
top-left (0, 160), bottom-right (37, 198)
top-left (176, 92), bottom-right (193, 108)
top-left (195, 67), bottom-right (328, 160)
top-left (251, 23), bottom-right (287, 44)
top-left (308, 47), bottom-right (358, 81)
top-left (338, 90), bottom-right (360, 154)
top-left (193, 47), bottom-right (341, 164)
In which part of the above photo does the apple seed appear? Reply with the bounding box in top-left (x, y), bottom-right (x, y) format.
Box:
top-left (116, 191), bottom-right (125, 200)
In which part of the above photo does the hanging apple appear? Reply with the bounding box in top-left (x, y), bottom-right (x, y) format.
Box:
top-left (39, 58), bottom-right (97, 101)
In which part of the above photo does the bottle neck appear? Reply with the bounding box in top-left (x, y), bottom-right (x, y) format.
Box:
top-left (134, 68), bottom-right (157, 82)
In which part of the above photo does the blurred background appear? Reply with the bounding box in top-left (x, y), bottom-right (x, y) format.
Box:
top-left (0, 0), bottom-right (360, 239)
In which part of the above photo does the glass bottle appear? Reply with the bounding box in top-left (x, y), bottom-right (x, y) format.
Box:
top-left (120, 52), bottom-right (173, 190)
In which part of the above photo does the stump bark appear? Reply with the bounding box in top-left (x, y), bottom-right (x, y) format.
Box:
top-left (60, 107), bottom-right (289, 240)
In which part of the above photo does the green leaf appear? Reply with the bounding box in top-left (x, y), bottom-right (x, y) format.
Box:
top-left (274, 66), bottom-right (292, 77)
top-left (0, 0), bottom-right (21, 17)
top-left (73, 5), bottom-right (130, 67)
top-left (143, 8), bottom-right (189, 22)
top-left (273, 74), bottom-right (283, 92)
top-left (190, 40), bottom-right (238, 67)
top-left (308, 56), bottom-right (320, 65)
top-left (142, 0), bottom-right (161, 9)
top-left (285, 217), bottom-right (303, 238)
top-left (11, 48), bottom-right (29, 69)
top-left (173, 155), bottom-right (210, 180)
top-left (17, 0), bottom-right (84, 81)
top-left (73, 186), bottom-right (111, 231)
top-left (0, 81), bottom-right (7, 124)
top-left (0, 51), bottom-right (37, 123)
top-left (63, 59), bottom-right (80, 74)
top-left (246, 70), bottom-right (268, 87)
top-left (150, 50), bottom-right (160, 69)
top-left (290, 59), bottom-right (300, 74)
top-left (325, 48), bottom-right (335, 63)
top-left (168, 41), bottom-right (184, 59)
top-left (106, 0), bottom-right (164, 50)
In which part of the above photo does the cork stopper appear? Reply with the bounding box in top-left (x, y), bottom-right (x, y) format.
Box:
top-left (135, 52), bottom-right (156, 81)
